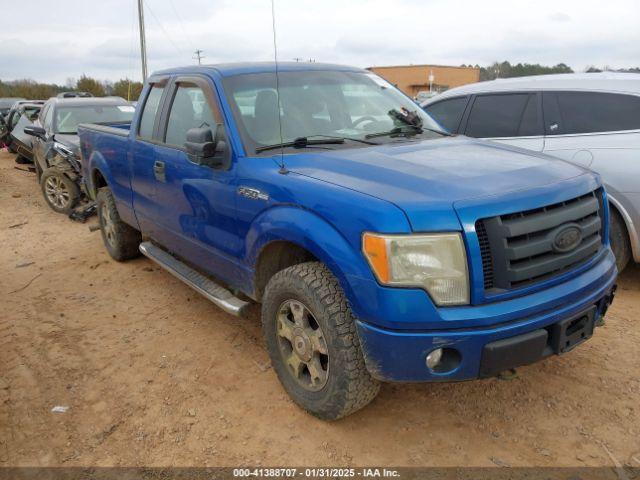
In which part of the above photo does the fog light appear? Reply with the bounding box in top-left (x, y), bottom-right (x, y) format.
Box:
top-left (426, 348), bottom-right (443, 370)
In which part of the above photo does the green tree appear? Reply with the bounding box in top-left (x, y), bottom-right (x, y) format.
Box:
top-left (0, 79), bottom-right (64, 99)
top-left (76, 75), bottom-right (105, 96)
top-left (480, 61), bottom-right (574, 81)
top-left (112, 79), bottom-right (144, 101)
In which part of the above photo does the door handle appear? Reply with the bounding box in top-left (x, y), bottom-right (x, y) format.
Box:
top-left (153, 161), bottom-right (166, 182)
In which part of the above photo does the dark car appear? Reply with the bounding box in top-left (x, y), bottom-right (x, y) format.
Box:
top-left (3, 102), bottom-right (43, 162)
top-left (0, 97), bottom-right (26, 148)
top-left (24, 96), bottom-right (135, 214)
top-left (0, 97), bottom-right (26, 117)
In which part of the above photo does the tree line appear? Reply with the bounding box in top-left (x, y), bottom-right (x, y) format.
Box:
top-left (459, 61), bottom-right (640, 81)
top-left (2, 62), bottom-right (640, 100)
top-left (0, 75), bottom-right (143, 101)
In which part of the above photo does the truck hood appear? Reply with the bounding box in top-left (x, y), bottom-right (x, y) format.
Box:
top-left (284, 136), bottom-right (592, 231)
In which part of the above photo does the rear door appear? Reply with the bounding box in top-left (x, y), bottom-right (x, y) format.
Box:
top-left (130, 78), bottom-right (170, 238)
top-left (542, 91), bottom-right (640, 194)
top-left (461, 92), bottom-right (544, 151)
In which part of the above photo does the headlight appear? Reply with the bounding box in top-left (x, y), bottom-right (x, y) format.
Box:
top-left (53, 141), bottom-right (74, 157)
top-left (363, 232), bottom-right (469, 306)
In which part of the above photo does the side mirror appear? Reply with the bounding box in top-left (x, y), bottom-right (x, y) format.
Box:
top-left (24, 125), bottom-right (46, 139)
top-left (184, 125), bottom-right (226, 167)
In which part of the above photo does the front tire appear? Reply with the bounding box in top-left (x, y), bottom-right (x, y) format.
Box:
top-left (262, 262), bottom-right (380, 420)
top-left (610, 208), bottom-right (631, 272)
top-left (96, 187), bottom-right (141, 261)
top-left (40, 168), bottom-right (79, 214)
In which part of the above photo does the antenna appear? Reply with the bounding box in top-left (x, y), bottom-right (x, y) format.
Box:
top-left (137, 0), bottom-right (148, 81)
top-left (271, 0), bottom-right (286, 172)
top-left (193, 49), bottom-right (205, 65)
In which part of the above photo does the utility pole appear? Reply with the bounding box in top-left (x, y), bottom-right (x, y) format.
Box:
top-left (193, 49), bottom-right (205, 65)
top-left (137, 0), bottom-right (148, 81)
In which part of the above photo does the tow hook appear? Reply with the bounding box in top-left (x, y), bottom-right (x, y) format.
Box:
top-left (596, 284), bottom-right (617, 326)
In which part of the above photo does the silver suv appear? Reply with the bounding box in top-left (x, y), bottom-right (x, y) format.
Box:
top-left (421, 72), bottom-right (640, 271)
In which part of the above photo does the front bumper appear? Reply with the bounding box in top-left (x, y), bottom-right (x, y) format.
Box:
top-left (356, 251), bottom-right (617, 382)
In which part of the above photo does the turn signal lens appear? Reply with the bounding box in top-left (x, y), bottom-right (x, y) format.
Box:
top-left (363, 233), bottom-right (390, 283)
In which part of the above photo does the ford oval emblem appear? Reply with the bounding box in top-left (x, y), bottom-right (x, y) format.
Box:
top-left (552, 225), bottom-right (582, 253)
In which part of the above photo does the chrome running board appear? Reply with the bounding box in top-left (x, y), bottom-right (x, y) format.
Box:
top-left (139, 241), bottom-right (250, 317)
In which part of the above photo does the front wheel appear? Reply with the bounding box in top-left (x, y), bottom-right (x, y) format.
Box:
top-left (40, 168), bottom-right (79, 214)
top-left (262, 262), bottom-right (380, 420)
top-left (610, 208), bottom-right (631, 272)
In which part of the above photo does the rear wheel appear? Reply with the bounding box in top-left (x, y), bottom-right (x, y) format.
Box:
top-left (262, 262), bottom-right (380, 420)
top-left (96, 187), bottom-right (141, 261)
top-left (40, 168), bottom-right (79, 214)
top-left (610, 208), bottom-right (631, 272)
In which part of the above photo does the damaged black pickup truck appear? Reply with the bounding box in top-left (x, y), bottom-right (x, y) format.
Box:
top-left (24, 96), bottom-right (135, 214)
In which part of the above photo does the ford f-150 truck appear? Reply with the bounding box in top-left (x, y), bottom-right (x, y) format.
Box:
top-left (78, 63), bottom-right (617, 420)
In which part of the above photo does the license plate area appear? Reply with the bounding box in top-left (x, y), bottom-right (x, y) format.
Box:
top-left (548, 306), bottom-right (596, 354)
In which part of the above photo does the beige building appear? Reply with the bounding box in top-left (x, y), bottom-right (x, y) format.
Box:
top-left (368, 64), bottom-right (480, 97)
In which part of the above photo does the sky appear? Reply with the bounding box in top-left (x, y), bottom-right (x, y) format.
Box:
top-left (1, 0), bottom-right (639, 84)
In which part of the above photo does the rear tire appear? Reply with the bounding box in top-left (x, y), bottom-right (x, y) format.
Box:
top-left (40, 168), bottom-right (79, 214)
top-left (262, 262), bottom-right (380, 420)
top-left (96, 187), bottom-right (141, 261)
top-left (610, 208), bottom-right (631, 272)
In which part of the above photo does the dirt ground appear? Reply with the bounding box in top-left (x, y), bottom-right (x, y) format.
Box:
top-left (1, 149), bottom-right (639, 468)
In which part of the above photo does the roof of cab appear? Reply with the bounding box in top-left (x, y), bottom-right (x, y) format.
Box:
top-left (152, 61), bottom-right (366, 78)
top-left (422, 72), bottom-right (640, 105)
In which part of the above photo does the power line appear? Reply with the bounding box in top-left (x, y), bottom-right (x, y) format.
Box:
top-left (142, 0), bottom-right (184, 57)
top-left (168, 0), bottom-right (195, 52)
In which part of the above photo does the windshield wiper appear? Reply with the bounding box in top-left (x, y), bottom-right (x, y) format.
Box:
top-left (255, 136), bottom-right (345, 153)
top-left (365, 125), bottom-right (424, 139)
top-left (304, 134), bottom-right (380, 146)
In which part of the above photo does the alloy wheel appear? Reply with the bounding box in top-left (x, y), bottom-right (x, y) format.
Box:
top-left (101, 203), bottom-right (117, 247)
top-left (44, 175), bottom-right (70, 209)
top-left (276, 299), bottom-right (329, 391)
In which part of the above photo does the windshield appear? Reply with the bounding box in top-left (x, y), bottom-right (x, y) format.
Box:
top-left (223, 70), bottom-right (445, 153)
top-left (54, 105), bottom-right (135, 134)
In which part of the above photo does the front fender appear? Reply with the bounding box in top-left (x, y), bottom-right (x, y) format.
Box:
top-left (245, 205), bottom-right (375, 313)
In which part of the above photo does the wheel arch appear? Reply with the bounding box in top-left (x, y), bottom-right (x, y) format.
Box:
top-left (608, 194), bottom-right (640, 262)
top-left (247, 206), bottom-right (372, 306)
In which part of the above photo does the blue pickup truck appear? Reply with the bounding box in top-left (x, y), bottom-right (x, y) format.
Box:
top-left (79, 62), bottom-right (617, 420)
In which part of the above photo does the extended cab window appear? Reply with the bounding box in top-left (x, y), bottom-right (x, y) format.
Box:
top-left (138, 85), bottom-right (164, 139)
top-left (164, 84), bottom-right (217, 147)
top-left (423, 97), bottom-right (468, 133)
top-left (553, 91), bottom-right (640, 134)
top-left (465, 93), bottom-right (538, 138)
